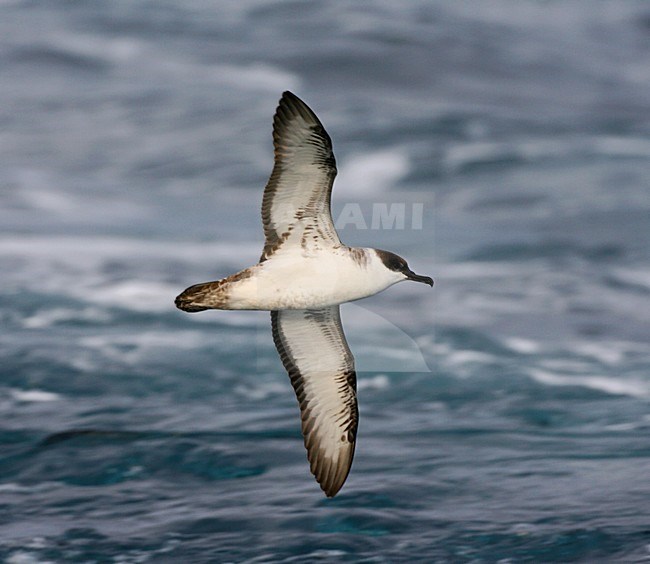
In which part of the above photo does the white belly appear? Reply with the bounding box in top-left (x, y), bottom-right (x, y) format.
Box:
top-left (224, 249), bottom-right (395, 310)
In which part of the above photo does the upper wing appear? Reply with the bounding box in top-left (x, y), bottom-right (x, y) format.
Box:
top-left (260, 91), bottom-right (340, 262)
top-left (271, 306), bottom-right (358, 497)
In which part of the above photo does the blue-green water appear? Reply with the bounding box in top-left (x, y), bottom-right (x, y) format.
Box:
top-left (1, 1), bottom-right (650, 562)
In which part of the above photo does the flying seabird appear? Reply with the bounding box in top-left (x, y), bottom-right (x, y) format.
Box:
top-left (175, 91), bottom-right (433, 497)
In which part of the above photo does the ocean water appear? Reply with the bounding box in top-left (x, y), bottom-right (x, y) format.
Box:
top-left (1, 1), bottom-right (650, 562)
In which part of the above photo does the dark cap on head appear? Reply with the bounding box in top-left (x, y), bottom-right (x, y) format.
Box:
top-left (375, 249), bottom-right (433, 287)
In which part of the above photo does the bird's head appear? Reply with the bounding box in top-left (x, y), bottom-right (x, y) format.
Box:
top-left (374, 249), bottom-right (433, 287)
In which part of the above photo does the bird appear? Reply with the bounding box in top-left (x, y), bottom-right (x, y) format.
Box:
top-left (175, 91), bottom-right (433, 497)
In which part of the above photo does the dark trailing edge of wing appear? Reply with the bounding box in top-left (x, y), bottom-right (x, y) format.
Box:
top-left (271, 308), bottom-right (358, 497)
top-left (259, 92), bottom-right (339, 262)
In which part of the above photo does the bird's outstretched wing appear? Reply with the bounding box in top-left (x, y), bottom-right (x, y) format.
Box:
top-left (260, 91), bottom-right (340, 262)
top-left (271, 306), bottom-right (358, 497)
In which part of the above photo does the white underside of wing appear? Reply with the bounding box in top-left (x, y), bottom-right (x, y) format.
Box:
top-left (271, 306), bottom-right (358, 497)
top-left (261, 92), bottom-right (340, 260)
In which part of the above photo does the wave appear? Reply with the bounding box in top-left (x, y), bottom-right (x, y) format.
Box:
top-left (7, 389), bottom-right (62, 403)
top-left (0, 235), bottom-right (260, 313)
top-left (528, 368), bottom-right (650, 399)
top-left (443, 135), bottom-right (650, 174)
top-left (336, 149), bottom-right (411, 196)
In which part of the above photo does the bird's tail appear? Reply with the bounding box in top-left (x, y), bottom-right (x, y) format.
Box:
top-left (175, 280), bottom-right (223, 312)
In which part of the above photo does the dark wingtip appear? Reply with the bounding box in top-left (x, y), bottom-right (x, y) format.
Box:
top-left (275, 90), bottom-right (321, 126)
top-left (320, 471), bottom-right (345, 497)
top-left (323, 483), bottom-right (344, 498)
top-left (312, 450), bottom-right (354, 498)
top-left (279, 91), bottom-right (300, 108)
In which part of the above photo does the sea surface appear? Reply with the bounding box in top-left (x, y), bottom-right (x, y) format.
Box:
top-left (1, 1), bottom-right (650, 562)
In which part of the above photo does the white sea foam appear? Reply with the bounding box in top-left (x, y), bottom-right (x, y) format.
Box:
top-left (212, 63), bottom-right (301, 93)
top-left (503, 337), bottom-right (542, 355)
top-left (336, 149), bottom-right (410, 196)
top-left (604, 422), bottom-right (640, 432)
top-left (445, 350), bottom-right (496, 367)
top-left (235, 380), bottom-right (286, 401)
top-left (444, 141), bottom-right (520, 172)
top-left (39, 31), bottom-right (300, 98)
top-left (0, 235), bottom-right (259, 265)
top-left (80, 280), bottom-right (179, 313)
top-left (45, 32), bottom-right (143, 65)
top-left (10, 389), bottom-right (61, 402)
top-left (357, 374), bottom-right (390, 391)
top-left (0, 235), bottom-right (260, 311)
top-left (80, 330), bottom-right (221, 362)
top-left (538, 358), bottom-right (593, 373)
top-left (0, 483), bottom-right (32, 493)
top-left (536, 339), bottom-right (648, 369)
top-left (9, 169), bottom-right (149, 222)
top-left (22, 307), bottom-right (111, 329)
top-left (19, 186), bottom-right (81, 215)
top-left (611, 267), bottom-right (650, 291)
top-left (444, 135), bottom-right (650, 173)
top-left (6, 552), bottom-right (49, 564)
top-left (441, 261), bottom-right (524, 279)
top-left (571, 342), bottom-right (623, 366)
top-left (528, 368), bottom-right (649, 399)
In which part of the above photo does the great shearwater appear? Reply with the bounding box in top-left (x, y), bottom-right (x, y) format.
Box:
top-left (175, 91), bottom-right (433, 497)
